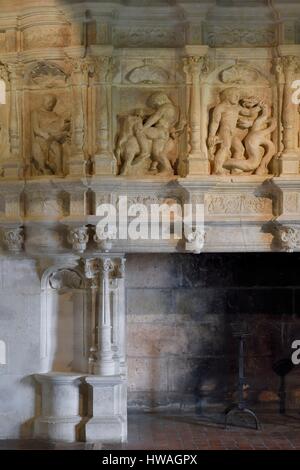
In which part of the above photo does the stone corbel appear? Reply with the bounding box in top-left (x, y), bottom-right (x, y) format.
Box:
top-left (184, 226), bottom-right (206, 254)
top-left (67, 225), bottom-right (89, 253)
top-left (270, 222), bottom-right (299, 252)
top-left (2, 225), bottom-right (24, 253)
top-left (93, 223), bottom-right (117, 253)
top-left (183, 46), bottom-right (210, 176)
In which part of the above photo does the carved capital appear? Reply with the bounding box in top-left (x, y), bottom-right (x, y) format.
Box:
top-left (6, 63), bottom-right (24, 87)
top-left (0, 62), bottom-right (8, 83)
top-left (67, 226), bottom-right (89, 253)
top-left (101, 257), bottom-right (115, 275)
top-left (2, 226), bottom-right (24, 253)
top-left (82, 258), bottom-right (100, 283)
top-left (91, 56), bottom-right (115, 83)
top-left (280, 56), bottom-right (300, 80)
top-left (68, 58), bottom-right (91, 85)
top-left (183, 56), bottom-right (208, 82)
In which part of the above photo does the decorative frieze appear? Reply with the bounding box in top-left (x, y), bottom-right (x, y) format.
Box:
top-left (206, 195), bottom-right (272, 216)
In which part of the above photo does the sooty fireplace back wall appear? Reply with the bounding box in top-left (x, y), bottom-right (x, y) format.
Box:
top-left (126, 253), bottom-right (300, 411)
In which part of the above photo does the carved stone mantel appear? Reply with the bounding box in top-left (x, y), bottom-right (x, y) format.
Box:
top-left (1, 0), bottom-right (300, 447)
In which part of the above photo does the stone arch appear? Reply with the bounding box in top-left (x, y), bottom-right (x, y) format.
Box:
top-left (40, 266), bottom-right (89, 373)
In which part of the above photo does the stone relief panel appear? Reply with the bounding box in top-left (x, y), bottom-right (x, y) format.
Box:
top-left (49, 269), bottom-right (83, 290)
top-left (127, 65), bottom-right (169, 85)
top-left (206, 194), bottom-right (273, 216)
top-left (206, 63), bottom-right (276, 176)
top-left (206, 24), bottom-right (276, 48)
top-left (25, 91), bottom-right (71, 177)
top-left (25, 191), bottom-right (69, 218)
top-left (118, 56), bottom-right (179, 87)
top-left (112, 26), bottom-right (185, 48)
top-left (115, 90), bottom-right (185, 176)
top-left (22, 25), bottom-right (71, 50)
top-left (29, 62), bottom-right (69, 89)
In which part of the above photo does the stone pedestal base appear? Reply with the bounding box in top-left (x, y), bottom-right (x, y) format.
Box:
top-left (34, 416), bottom-right (82, 442)
top-left (34, 373), bottom-right (82, 442)
top-left (279, 152), bottom-right (300, 175)
top-left (68, 158), bottom-right (86, 177)
top-left (2, 159), bottom-right (22, 178)
top-left (94, 154), bottom-right (116, 176)
top-left (186, 155), bottom-right (210, 176)
top-left (85, 375), bottom-right (127, 443)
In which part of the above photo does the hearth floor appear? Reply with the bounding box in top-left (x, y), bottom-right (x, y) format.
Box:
top-left (1, 411), bottom-right (300, 450)
top-left (104, 411), bottom-right (300, 450)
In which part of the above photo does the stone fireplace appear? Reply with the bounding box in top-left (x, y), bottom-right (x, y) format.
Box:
top-left (0, 0), bottom-right (300, 444)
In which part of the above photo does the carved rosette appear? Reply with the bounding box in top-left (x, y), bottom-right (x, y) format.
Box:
top-left (67, 226), bottom-right (89, 253)
top-left (2, 226), bottom-right (24, 253)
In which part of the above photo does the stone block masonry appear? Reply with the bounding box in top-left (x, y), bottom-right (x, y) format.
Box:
top-left (126, 253), bottom-right (300, 411)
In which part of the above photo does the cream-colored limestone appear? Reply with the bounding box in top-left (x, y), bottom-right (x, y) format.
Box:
top-left (0, 0), bottom-right (299, 445)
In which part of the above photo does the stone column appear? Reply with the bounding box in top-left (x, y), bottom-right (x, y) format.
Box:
top-left (279, 55), bottom-right (300, 175)
top-left (183, 47), bottom-right (209, 176)
top-left (83, 258), bottom-right (99, 374)
top-left (94, 257), bottom-right (115, 375)
top-left (110, 257), bottom-right (126, 375)
top-left (84, 256), bottom-right (127, 443)
top-left (69, 59), bottom-right (87, 176)
top-left (93, 56), bottom-right (116, 175)
top-left (3, 63), bottom-right (22, 177)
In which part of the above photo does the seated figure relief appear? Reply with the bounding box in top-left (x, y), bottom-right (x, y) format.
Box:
top-left (115, 92), bottom-right (185, 176)
top-left (31, 94), bottom-right (71, 176)
top-left (208, 87), bottom-right (276, 176)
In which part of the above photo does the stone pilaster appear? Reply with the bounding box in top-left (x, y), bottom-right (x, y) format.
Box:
top-left (3, 63), bottom-right (23, 178)
top-left (277, 51), bottom-right (300, 175)
top-left (183, 46), bottom-right (210, 176)
top-left (93, 55), bottom-right (116, 176)
top-left (68, 59), bottom-right (88, 177)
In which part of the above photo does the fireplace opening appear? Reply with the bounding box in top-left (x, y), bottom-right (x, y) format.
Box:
top-left (126, 253), bottom-right (300, 413)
